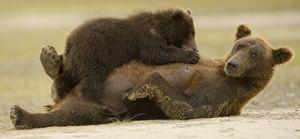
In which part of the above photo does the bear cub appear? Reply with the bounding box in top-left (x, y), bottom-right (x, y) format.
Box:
top-left (41, 8), bottom-right (199, 103)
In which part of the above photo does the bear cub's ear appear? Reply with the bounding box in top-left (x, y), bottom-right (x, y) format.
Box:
top-left (273, 47), bottom-right (293, 65)
top-left (187, 9), bottom-right (191, 15)
top-left (172, 10), bottom-right (184, 20)
top-left (235, 24), bottom-right (252, 41)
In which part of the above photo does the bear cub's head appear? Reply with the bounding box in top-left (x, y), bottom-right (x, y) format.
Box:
top-left (224, 24), bottom-right (293, 78)
top-left (154, 8), bottom-right (198, 52)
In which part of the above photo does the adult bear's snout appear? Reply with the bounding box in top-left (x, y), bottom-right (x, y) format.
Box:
top-left (227, 60), bottom-right (238, 71)
top-left (225, 60), bottom-right (240, 77)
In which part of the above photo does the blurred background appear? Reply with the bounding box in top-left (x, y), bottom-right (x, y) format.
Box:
top-left (0, 0), bottom-right (299, 129)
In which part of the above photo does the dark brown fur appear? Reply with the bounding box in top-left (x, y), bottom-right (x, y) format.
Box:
top-left (49, 8), bottom-right (199, 103)
top-left (11, 24), bottom-right (293, 129)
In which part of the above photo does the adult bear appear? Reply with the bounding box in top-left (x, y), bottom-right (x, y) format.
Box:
top-left (11, 24), bottom-right (293, 129)
top-left (41, 8), bottom-right (199, 103)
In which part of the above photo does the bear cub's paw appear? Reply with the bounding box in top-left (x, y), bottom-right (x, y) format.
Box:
top-left (186, 51), bottom-right (200, 64)
top-left (40, 45), bottom-right (61, 78)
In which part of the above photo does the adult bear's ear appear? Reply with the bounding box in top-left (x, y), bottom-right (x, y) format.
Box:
top-left (172, 10), bottom-right (183, 20)
top-left (273, 47), bottom-right (293, 65)
top-left (235, 24), bottom-right (252, 41)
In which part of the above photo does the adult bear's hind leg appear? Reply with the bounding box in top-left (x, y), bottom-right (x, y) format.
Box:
top-left (10, 97), bottom-right (110, 129)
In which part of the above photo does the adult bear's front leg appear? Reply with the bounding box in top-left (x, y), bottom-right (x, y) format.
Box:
top-left (127, 72), bottom-right (189, 101)
top-left (126, 72), bottom-right (194, 119)
top-left (127, 72), bottom-right (227, 119)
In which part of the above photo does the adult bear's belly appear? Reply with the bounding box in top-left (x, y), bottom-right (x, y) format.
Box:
top-left (98, 63), bottom-right (196, 115)
top-left (158, 66), bottom-right (196, 92)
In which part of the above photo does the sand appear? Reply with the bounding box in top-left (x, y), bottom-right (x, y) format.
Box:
top-left (1, 106), bottom-right (299, 139)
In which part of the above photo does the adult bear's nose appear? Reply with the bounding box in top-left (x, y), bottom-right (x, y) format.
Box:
top-left (227, 61), bottom-right (238, 71)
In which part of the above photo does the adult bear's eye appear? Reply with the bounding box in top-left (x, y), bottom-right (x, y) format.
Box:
top-left (251, 52), bottom-right (257, 58)
top-left (236, 44), bottom-right (244, 50)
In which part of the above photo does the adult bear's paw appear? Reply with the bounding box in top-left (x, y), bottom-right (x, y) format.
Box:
top-left (10, 105), bottom-right (31, 129)
top-left (127, 84), bottom-right (158, 101)
top-left (40, 45), bottom-right (61, 78)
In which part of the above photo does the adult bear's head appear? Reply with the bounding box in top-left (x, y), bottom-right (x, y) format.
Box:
top-left (224, 24), bottom-right (293, 78)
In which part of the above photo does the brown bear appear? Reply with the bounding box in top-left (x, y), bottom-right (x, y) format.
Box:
top-left (40, 8), bottom-right (199, 104)
top-left (10, 24), bottom-right (293, 129)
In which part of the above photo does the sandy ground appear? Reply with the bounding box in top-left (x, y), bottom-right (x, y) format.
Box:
top-left (1, 106), bottom-right (299, 139)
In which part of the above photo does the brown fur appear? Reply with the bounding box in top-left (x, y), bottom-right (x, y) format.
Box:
top-left (49, 8), bottom-right (199, 104)
top-left (11, 24), bottom-right (293, 129)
